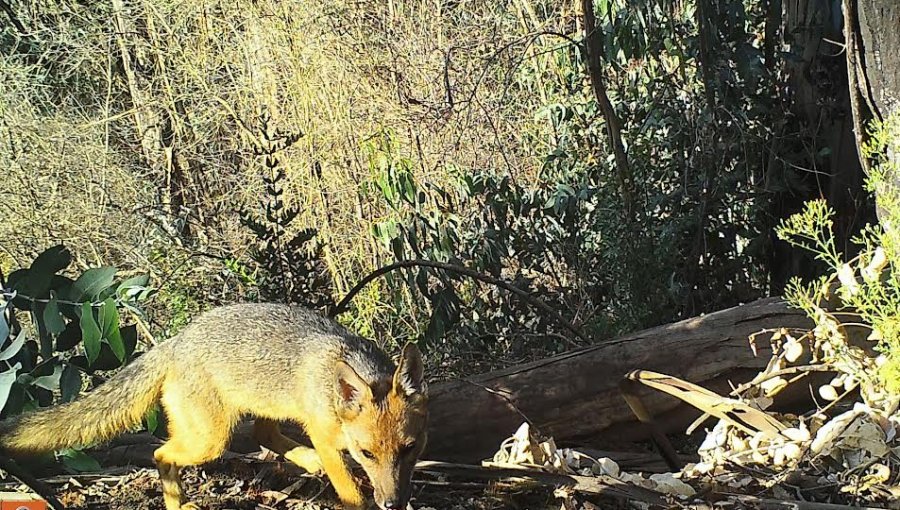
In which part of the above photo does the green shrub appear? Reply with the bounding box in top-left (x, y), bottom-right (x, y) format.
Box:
top-left (776, 113), bottom-right (900, 396)
top-left (0, 245), bottom-right (151, 470)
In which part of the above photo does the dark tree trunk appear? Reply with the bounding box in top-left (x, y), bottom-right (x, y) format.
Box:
top-left (767, 0), bottom-right (877, 295)
top-left (581, 0), bottom-right (634, 219)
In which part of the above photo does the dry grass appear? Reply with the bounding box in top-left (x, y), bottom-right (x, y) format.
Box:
top-left (0, 0), bottom-right (582, 341)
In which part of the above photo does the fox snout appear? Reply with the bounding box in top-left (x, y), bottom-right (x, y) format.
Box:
top-left (374, 487), bottom-right (408, 509)
top-left (378, 495), bottom-right (407, 509)
top-left (369, 465), bottom-right (415, 509)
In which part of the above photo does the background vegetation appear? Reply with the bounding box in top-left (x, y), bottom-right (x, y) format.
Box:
top-left (0, 0), bottom-right (878, 386)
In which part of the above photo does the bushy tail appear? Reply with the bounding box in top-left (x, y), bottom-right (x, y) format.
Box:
top-left (0, 343), bottom-right (171, 455)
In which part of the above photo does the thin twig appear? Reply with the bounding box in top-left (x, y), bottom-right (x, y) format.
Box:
top-left (329, 259), bottom-right (587, 343)
top-left (414, 460), bottom-right (666, 504)
top-left (811, 382), bottom-right (859, 417)
top-left (1, 290), bottom-right (104, 308)
top-left (730, 364), bottom-right (836, 397)
top-left (0, 0), bottom-right (28, 35)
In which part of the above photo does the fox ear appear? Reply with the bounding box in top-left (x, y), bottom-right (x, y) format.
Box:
top-left (393, 342), bottom-right (426, 399)
top-left (335, 361), bottom-right (372, 416)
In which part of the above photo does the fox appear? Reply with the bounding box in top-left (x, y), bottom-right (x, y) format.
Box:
top-left (0, 303), bottom-right (428, 510)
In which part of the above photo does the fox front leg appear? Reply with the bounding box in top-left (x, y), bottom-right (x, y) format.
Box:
top-left (308, 438), bottom-right (366, 509)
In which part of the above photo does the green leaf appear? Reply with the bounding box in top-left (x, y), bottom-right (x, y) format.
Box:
top-left (424, 287), bottom-right (461, 345)
top-left (400, 171), bottom-right (417, 204)
top-left (1, 378), bottom-right (28, 416)
top-left (415, 268), bottom-right (431, 297)
top-left (0, 303), bottom-right (8, 343)
top-left (69, 267), bottom-right (117, 302)
top-left (32, 365), bottom-right (62, 391)
top-left (56, 321), bottom-right (83, 351)
top-left (50, 274), bottom-right (75, 297)
top-left (43, 295), bottom-right (67, 335)
top-left (0, 362), bottom-right (22, 412)
top-left (6, 269), bottom-right (31, 311)
top-left (121, 324), bottom-right (138, 358)
top-left (69, 355), bottom-right (90, 373)
top-left (12, 245), bottom-right (73, 300)
top-left (31, 245), bottom-right (72, 275)
top-left (33, 302), bottom-right (53, 359)
top-left (145, 405), bottom-right (160, 434)
top-left (80, 303), bottom-right (102, 365)
top-left (543, 195), bottom-right (556, 210)
top-left (70, 344), bottom-right (122, 372)
top-left (29, 355), bottom-right (57, 378)
top-left (99, 298), bottom-right (125, 362)
top-left (597, 0), bottom-right (609, 17)
top-left (115, 274), bottom-right (153, 315)
top-left (0, 331), bottom-right (25, 361)
top-left (117, 274), bottom-right (150, 296)
top-left (60, 364), bottom-right (83, 402)
top-left (59, 448), bottom-right (101, 472)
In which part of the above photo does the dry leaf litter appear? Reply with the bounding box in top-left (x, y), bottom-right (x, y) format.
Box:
top-left (486, 274), bottom-right (900, 508)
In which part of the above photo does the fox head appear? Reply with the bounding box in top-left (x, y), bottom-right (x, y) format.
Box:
top-left (335, 342), bottom-right (428, 509)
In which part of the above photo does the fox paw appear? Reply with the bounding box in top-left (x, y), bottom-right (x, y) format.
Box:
top-left (304, 458), bottom-right (324, 475)
top-left (180, 503), bottom-right (202, 510)
top-left (284, 447), bottom-right (324, 475)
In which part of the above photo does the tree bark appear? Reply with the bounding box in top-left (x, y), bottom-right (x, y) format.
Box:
top-left (846, 1), bottom-right (900, 224)
top-left (849, 1), bottom-right (900, 122)
top-left (768, 0), bottom-right (876, 294)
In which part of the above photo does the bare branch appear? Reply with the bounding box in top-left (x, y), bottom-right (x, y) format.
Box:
top-left (581, 0), bottom-right (634, 219)
top-left (329, 259), bottom-right (587, 343)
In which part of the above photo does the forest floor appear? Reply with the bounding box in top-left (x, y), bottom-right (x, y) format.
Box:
top-left (45, 457), bottom-right (610, 510)
top-left (4, 418), bottom-right (895, 510)
top-left (5, 440), bottom-right (665, 510)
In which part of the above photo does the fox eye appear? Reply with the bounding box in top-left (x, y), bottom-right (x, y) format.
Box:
top-left (361, 449), bottom-right (376, 460)
top-left (400, 442), bottom-right (417, 456)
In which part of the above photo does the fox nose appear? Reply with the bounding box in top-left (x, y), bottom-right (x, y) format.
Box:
top-left (383, 500), bottom-right (400, 509)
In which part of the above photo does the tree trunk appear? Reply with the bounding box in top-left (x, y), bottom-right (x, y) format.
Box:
top-left (846, 1), bottom-right (900, 223)
top-left (848, 2), bottom-right (900, 124)
top-left (768, 0), bottom-right (876, 296)
top-left (423, 297), bottom-right (813, 462)
top-left (581, 0), bottom-right (633, 219)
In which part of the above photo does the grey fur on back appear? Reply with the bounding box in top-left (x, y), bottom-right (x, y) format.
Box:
top-left (165, 303), bottom-right (396, 421)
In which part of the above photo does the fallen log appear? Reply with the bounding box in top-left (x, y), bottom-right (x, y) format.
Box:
top-left (424, 297), bottom-right (815, 462)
